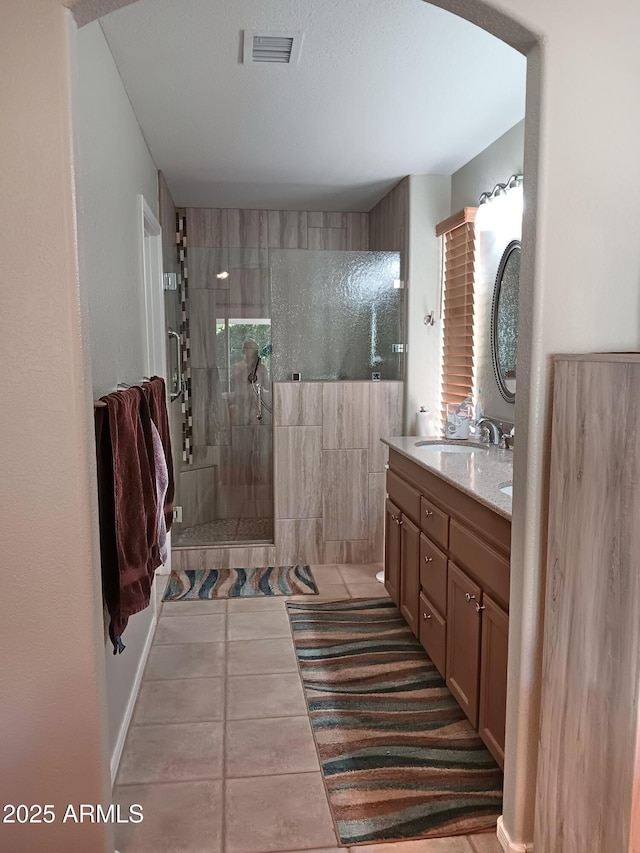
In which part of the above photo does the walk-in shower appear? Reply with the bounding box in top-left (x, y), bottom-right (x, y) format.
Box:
top-left (168, 223), bottom-right (402, 549)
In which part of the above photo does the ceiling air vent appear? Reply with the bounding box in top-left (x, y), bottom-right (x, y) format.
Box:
top-left (243, 31), bottom-right (303, 65)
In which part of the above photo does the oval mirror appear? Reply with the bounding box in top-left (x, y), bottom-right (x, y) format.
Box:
top-left (491, 239), bottom-right (521, 403)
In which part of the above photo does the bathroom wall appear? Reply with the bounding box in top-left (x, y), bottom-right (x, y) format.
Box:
top-left (450, 121), bottom-right (525, 423)
top-left (74, 20), bottom-right (160, 769)
top-left (273, 381), bottom-right (403, 564)
top-left (177, 206), bottom-right (370, 533)
top-left (406, 176), bottom-right (452, 432)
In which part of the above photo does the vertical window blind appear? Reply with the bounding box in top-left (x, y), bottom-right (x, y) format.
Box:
top-left (435, 208), bottom-right (477, 423)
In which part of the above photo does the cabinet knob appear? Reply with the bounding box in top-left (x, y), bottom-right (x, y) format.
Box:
top-left (424, 509), bottom-right (434, 518)
top-left (475, 602), bottom-right (486, 613)
top-left (424, 555), bottom-right (433, 564)
top-left (465, 592), bottom-right (476, 602)
top-left (384, 463), bottom-right (390, 470)
top-left (391, 514), bottom-right (402, 526)
top-left (423, 612), bottom-right (431, 620)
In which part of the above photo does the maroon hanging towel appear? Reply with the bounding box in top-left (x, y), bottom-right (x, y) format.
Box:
top-left (96, 386), bottom-right (160, 653)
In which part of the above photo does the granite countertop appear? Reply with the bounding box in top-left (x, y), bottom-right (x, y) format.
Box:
top-left (381, 436), bottom-right (514, 520)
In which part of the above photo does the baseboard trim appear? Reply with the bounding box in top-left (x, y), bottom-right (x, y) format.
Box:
top-left (497, 816), bottom-right (534, 852)
top-left (497, 815), bottom-right (533, 853)
top-left (109, 610), bottom-right (157, 784)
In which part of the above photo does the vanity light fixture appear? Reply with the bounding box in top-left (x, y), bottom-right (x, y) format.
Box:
top-left (479, 173), bottom-right (523, 204)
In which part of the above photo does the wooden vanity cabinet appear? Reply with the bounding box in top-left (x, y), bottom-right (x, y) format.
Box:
top-left (384, 498), bottom-right (402, 607)
top-left (385, 448), bottom-right (511, 769)
top-left (446, 561), bottom-right (482, 725)
top-left (399, 515), bottom-right (420, 636)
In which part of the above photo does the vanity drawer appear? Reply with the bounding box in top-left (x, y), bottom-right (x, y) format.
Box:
top-left (420, 496), bottom-right (449, 549)
top-left (420, 533), bottom-right (447, 617)
top-left (419, 592), bottom-right (446, 679)
top-left (387, 470), bottom-right (421, 524)
top-left (449, 519), bottom-right (510, 609)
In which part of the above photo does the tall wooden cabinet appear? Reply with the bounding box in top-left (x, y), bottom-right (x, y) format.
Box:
top-left (384, 448), bottom-right (511, 768)
top-left (536, 354), bottom-right (640, 853)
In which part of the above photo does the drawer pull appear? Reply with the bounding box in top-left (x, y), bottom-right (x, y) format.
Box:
top-left (424, 555), bottom-right (433, 563)
top-left (391, 514), bottom-right (403, 526)
top-left (465, 592), bottom-right (476, 602)
top-left (423, 612), bottom-right (432, 620)
top-left (424, 509), bottom-right (434, 518)
top-left (475, 602), bottom-right (486, 613)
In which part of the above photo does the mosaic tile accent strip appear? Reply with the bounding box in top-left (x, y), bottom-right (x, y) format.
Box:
top-left (177, 210), bottom-right (193, 465)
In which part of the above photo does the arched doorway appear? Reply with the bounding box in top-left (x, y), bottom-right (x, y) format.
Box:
top-left (68, 0), bottom-right (543, 849)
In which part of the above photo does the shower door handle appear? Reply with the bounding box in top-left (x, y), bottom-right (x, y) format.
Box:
top-left (168, 329), bottom-right (183, 402)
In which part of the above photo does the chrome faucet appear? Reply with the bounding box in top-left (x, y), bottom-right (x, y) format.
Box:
top-left (475, 416), bottom-right (503, 446)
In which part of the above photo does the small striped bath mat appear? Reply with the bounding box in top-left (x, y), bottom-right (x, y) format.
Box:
top-left (287, 597), bottom-right (503, 844)
top-left (162, 566), bottom-right (318, 600)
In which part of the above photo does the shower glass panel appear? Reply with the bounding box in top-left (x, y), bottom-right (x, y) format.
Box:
top-left (270, 250), bottom-right (402, 381)
top-left (174, 247), bottom-right (273, 547)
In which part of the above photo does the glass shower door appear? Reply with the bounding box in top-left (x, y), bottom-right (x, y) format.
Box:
top-left (174, 246), bottom-right (273, 546)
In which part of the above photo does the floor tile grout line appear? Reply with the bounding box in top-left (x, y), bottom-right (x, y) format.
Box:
top-left (114, 774), bottom-right (225, 788)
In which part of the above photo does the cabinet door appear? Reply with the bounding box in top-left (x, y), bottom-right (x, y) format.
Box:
top-left (400, 514), bottom-right (420, 637)
top-left (446, 561), bottom-right (482, 726)
top-left (478, 593), bottom-right (509, 770)
top-left (384, 498), bottom-right (401, 606)
top-left (420, 533), bottom-right (447, 617)
top-left (419, 592), bottom-right (446, 678)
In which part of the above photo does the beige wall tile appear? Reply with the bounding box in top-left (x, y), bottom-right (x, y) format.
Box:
top-left (191, 369), bottom-right (227, 447)
top-left (274, 382), bottom-right (323, 426)
top-left (322, 382), bottom-right (370, 449)
top-left (308, 211), bottom-right (346, 229)
top-left (172, 545), bottom-right (276, 570)
top-left (228, 268), bottom-right (270, 318)
top-left (322, 539), bottom-right (370, 564)
top-left (308, 227), bottom-right (347, 250)
top-left (189, 290), bottom-right (226, 368)
top-left (322, 449), bottom-right (368, 540)
top-left (186, 207), bottom-right (227, 247)
top-left (268, 210), bottom-right (308, 248)
top-left (188, 247), bottom-right (230, 289)
top-left (368, 472), bottom-right (386, 562)
top-left (369, 381), bottom-right (403, 471)
top-left (274, 426), bottom-right (322, 518)
top-left (180, 463), bottom-right (217, 527)
top-left (345, 212), bottom-right (370, 250)
top-left (226, 208), bottom-right (268, 248)
top-left (275, 518), bottom-right (323, 564)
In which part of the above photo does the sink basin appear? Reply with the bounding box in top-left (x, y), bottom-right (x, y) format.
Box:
top-left (500, 484), bottom-right (513, 497)
top-left (415, 441), bottom-right (487, 454)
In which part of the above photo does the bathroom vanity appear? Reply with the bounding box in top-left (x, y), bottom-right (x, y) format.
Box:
top-left (382, 437), bottom-right (513, 769)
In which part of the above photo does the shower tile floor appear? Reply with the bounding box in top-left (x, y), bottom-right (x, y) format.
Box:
top-left (173, 516), bottom-right (274, 546)
top-left (112, 562), bottom-right (502, 853)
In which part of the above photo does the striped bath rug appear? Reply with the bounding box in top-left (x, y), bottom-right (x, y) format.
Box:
top-left (163, 566), bottom-right (318, 600)
top-left (286, 597), bottom-right (503, 844)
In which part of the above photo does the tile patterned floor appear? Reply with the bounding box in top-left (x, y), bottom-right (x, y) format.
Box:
top-left (174, 516), bottom-right (274, 547)
top-left (113, 563), bottom-right (502, 853)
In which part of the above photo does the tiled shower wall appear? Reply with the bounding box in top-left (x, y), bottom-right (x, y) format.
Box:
top-left (178, 206), bottom-right (371, 533)
top-left (273, 381), bottom-right (403, 565)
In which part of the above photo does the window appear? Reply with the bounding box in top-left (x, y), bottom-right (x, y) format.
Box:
top-left (435, 208), bottom-right (477, 424)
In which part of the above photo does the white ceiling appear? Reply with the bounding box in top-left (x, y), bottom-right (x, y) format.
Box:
top-left (100, 0), bottom-right (526, 211)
